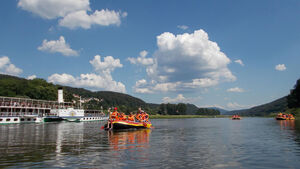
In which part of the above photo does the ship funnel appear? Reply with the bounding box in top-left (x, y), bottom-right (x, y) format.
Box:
top-left (58, 88), bottom-right (64, 103)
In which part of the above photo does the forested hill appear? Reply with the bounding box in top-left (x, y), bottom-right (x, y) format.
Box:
top-left (226, 96), bottom-right (288, 116)
top-left (64, 86), bottom-right (149, 111)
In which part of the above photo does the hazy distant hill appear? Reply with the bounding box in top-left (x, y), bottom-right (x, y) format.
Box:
top-left (227, 96), bottom-right (288, 116)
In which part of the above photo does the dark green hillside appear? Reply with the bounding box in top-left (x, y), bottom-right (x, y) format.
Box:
top-left (0, 74), bottom-right (59, 101)
top-left (64, 86), bottom-right (150, 113)
top-left (185, 103), bottom-right (199, 115)
top-left (287, 79), bottom-right (300, 109)
top-left (196, 108), bottom-right (220, 115)
top-left (227, 78), bottom-right (300, 116)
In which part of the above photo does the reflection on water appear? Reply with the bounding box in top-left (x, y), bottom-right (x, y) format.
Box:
top-left (277, 120), bottom-right (295, 130)
top-left (108, 129), bottom-right (151, 151)
top-left (1, 118), bottom-right (300, 168)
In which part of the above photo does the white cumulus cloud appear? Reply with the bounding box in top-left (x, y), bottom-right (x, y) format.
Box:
top-left (27, 75), bottom-right (37, 80)
top-left (227, 87), bottom-right (244, 93)
top-left (18, 0), bottom-right (127, 29)
top-left (0, 56), bottom-right (23, 76)
top-left (48, 55), bottom-right (126, 93)
top-left (128, 50), bottom-right (154, 66)
top-left (133, 29), bottom-right (236, 93)
top-left (18, 0), bottom-right (90, 19)
top-left (177, 25), bottom-right (189, 30)
top-left (90, 55), bottom-right (122, 74)
top-left (38, 36), bottom-right (78, 56)
top-left (59, 9), bottom-right (127, 29)
top-left (234, 59), bottom-right (244, 66)
top-left (162, 94), bottom-right (189, 103)
top-left (275, 64), bottom-right (286, 71)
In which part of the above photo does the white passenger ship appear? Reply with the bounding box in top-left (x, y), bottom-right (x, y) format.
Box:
top-left (0, 88), bottom-right (108, 124)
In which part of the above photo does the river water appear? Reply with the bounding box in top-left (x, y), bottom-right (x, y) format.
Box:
top-left (1, 118), bottom-right (300, 169)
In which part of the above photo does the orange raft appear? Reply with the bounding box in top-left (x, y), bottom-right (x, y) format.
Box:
top-left (104, 120), bottom-right (152, 130)
top-left (276, 113), bottom-right (295, 120)
top-left (232, 115), bottom-right (241, 120)
top-left (231, 115), bottom-right (242, 120)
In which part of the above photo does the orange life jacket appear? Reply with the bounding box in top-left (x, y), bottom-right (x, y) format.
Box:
top-left (141, 113), bottom-right (146, 121)
top-left (121, 114), bottom-right (127, 121)
top-left (128, 115), bottom-right (135, 121)
top-left (144, 113), bottom-right (149, 121)
top-left (111, 111), bottom-right (119, 120)
top-left (136, 113), bottom-right (142, 121)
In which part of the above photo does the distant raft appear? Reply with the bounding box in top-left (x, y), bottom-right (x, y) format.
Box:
top-left (104, 120), bottom-right (152, 130)
top-left (276, 113), bottom-right (295, 120)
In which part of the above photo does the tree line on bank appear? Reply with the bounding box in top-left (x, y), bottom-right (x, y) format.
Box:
top-left (157, 103), bottom-right (220, 115)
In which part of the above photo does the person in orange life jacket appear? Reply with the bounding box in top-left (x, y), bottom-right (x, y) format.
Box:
top-left (120, 112), bottom-right (127, 121)
top-left (128, 112), bottom-right (135, 122)
top-left (107, 107), bottom-right (120, 129)
top-left (135, 107), bottom-right (143, 122)
top-left (143, 112), bottom-right (149, 122)
top-left (136, 112), bottom-right (143, 122)
top-left (110, 107), bottom-right (120, 120)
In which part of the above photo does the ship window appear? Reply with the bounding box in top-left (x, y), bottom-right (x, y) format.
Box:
top-left (27, 118), bottom-right (31, 121)
top-left (33, 118), bottom-right (36, 121)
top-left (0, 119), bottom-right (3, 121)
top-left (14, 118), bottom-right (18, 121)
top-left (21, 118), bottom-right (25, 121)
top-left (6, 118), bottom-right (10, 121)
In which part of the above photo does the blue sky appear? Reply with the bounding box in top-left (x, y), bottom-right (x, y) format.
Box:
top-left (0, 0), bottom-right (299, 110)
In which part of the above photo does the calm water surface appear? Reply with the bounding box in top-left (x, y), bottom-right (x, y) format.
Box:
top-left (1, 118), bottom-right (300, 169)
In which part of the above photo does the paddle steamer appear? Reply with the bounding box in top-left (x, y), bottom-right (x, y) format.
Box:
top-left (0, 88), bottom-right (108, 124)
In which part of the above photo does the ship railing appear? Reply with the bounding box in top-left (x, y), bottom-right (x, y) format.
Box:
top-left (0, 96), bottom-right (74, 109)
top-left (0, 112), bottom-right (59, 117)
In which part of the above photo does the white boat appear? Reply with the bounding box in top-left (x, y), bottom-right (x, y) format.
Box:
top-left (51, 88), bottom-right (108, 122)
top-left (0, 88), bottom-right (107, 124)
top-left (0, 96), bottom-right (58, 124)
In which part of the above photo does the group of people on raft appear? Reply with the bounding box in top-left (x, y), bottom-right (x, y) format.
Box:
top-left (232, 115), bottom-right (241, 120)
top-left (276, 112), bottom-right (295, 120)
top-left (108, 107), bottom-right (150, 122)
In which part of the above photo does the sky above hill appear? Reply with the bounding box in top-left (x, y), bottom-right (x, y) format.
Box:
top-left (0, 0), bottom-right (299, 110)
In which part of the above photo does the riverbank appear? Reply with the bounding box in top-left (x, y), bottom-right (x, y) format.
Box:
top-left (150, 114), bottom-right (229, 119)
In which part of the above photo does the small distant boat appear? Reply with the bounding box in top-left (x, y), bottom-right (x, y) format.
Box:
top-left (232, 115), bottom-right (241, 120)
top-left (104, 120), bottom-right (152, 130)
top-left (276, 113), bottom-right (295, 120)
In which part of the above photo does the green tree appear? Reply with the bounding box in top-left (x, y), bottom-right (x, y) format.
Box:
top-left (176, 103), bottom-right (187, 115)
top-left (196, 108), bottom-right (220, 115)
